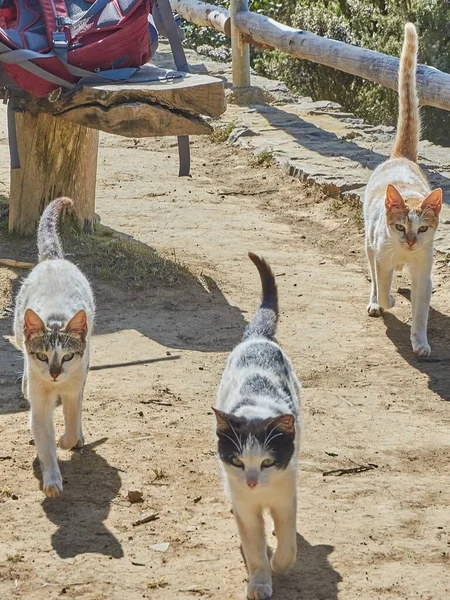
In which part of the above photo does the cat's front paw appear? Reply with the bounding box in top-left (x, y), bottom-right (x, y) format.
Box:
top-left (43, 472), bottom-right (63, 498)
top-left (58, 433), bottom-right (83, 450)
top-left (412, 341), bottom-right (431, 357)
top-left (367, 302), bottom-right (382, 317)
top-left (379, 295), bottom-right (395, 310)
top-left (247, 581), bottom-right (272, 600)
top-left (271, 546), bottom-right (296, 573)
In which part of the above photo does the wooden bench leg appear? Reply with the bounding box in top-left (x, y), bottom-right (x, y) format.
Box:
top-left (9, 111), bottom-right (99, 235)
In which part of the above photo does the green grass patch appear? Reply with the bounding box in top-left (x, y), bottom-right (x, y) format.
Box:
top-left (210, 120), bottom-right (237, 144)
top-left (250, 150), bottom-right (275, 168)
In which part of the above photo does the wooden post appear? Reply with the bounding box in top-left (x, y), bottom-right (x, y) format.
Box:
top-left (230, 0), bottom-right (250, 88)
top-left (9, 111), bottom-right (99, 236)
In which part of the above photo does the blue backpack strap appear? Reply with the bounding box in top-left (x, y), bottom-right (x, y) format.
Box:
top-left (155, 0), bottom-right (191, 176)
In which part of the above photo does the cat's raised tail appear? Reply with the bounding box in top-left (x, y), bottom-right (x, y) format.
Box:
top-left (37, 197), bottom-right (73, 262)
top-left (243, 252), bottom-right (278, 341)
top-left (391, 23), bottom-right (420, 163)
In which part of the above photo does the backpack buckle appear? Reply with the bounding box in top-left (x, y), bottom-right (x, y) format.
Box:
top-left (52, 31), bottom-right (69, 54)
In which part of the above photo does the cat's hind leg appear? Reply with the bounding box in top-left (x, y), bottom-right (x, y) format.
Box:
top-left (366, 244), bottom-right (382, 316)
top-left (30, 391), bottom-right (62, 497)
top-left (233, 501), bottom-right (272, 600)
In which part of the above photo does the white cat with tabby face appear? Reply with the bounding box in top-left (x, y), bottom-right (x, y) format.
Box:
top-left (214, 253), bottom-right (301, 600)
top-left (364, 23), bottom-right (442, 357)
top-left (14, 197), bottom-right (95, 497)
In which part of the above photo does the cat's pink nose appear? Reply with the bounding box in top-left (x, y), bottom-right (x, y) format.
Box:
top-left (247, 480), bottom-right (258, 489)
top-left (51, 373), bottom-right (59, 380)
top-left (407, 240), bottom-right (416, 247)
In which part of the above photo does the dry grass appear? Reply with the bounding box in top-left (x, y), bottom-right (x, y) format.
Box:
top-left (329, 196), bottom-right (364, 230)
top-left (152, 467), bottom-right (168, 481)
top-left (147, 579), bottom-right (168, 589)
top-left (63, 225), bottom-right (195, 289)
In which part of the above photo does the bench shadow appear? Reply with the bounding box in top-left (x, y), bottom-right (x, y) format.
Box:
top-left (33, 437), bottom-right (124, 559)
top-left (383, 288), bottom-right (450, 402)
top-left (271, 533), bottom-right (341, 600)
top-left (253, 104), bottom-right (450, 195)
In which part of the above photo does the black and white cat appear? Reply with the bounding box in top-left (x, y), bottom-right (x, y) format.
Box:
top-left (214, 253), bottom-right (301, 600)
top-left (14, 198), bottom-right (95, 497)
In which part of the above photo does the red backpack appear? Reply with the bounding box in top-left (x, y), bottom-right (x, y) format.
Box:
top-left (0, 0), bottom-right (156, 97)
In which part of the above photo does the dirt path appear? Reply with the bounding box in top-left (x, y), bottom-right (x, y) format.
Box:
top-left (1, 132), bottom-right (450, 600)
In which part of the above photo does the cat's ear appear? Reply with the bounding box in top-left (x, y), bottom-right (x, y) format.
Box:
top-left (385, 185), bottom-right (406, 212)
top-left (269, 414), bottom-right (295, 436)
top-left (421, 188), bottom-right (442, 216)
top-left (65, 310), bottom-right (88, 336)
top-left (24, 309), bottom-right (45, 338)
top-left (212, 408), bottom-right (232, 433)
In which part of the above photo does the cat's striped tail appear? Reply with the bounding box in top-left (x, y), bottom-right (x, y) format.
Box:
top-left (37, 197), bottom-right (73, 261)
top-left (391, 23), bottom-right (420, 162)
top-left (243, 252), bottom-right (279, 341)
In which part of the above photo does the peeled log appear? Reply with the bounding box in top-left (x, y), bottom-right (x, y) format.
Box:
top-left (235, 11), bottom-right (450, 111)
top-left (9, 112), bottom-right (98, 236)
top-left (170, 0), bottom-right (230, 35)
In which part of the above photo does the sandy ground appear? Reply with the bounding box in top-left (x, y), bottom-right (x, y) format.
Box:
top-left (1, 131), bottom-right (450, 600)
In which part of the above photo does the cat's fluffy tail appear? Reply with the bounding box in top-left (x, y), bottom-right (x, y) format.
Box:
top-left (391, 23), bottom-right (420, 162)
top-left (243, 252), bottom-right (278, 341)
top-left (37, 197), bottom-right (73, 261)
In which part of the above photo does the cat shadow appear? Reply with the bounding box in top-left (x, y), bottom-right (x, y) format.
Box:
top-left (383, 288), bottom-right (450, 402)
top-left (33, 437), bottom-right (124, 559)
top-left (271, 533), bottom-right (341, 600)
top-left (240, 532), bottom-right (340, 600)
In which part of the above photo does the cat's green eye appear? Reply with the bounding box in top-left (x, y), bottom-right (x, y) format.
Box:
top-left (62, 353), bottom-right (75, 362)
top-left (395, 224), bottom-right (406, 232)
top-left (36, 352), bottom-right (48, 362)
top-left (418, 226), bottom-right (428, 233)
top-left (231, 456), bottom-right (244, 468)
top-left (261, 458), bottom-right (275, 469)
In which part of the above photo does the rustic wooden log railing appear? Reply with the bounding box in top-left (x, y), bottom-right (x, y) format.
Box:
top-left (169, 0), bottom-right (450, 112)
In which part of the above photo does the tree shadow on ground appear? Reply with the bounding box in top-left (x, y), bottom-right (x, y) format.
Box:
top-left (254, 104), bottom-right (450, 195)
top-left (272, 533), bottom-right (341, 600)
top-left (0, 224), bottom-right (246, 413)
top-left (33, 438), bottom-right (124, 559)
top-left (64, 226), bottom-right (246, 352)
top-left (383, 288), bottom-right (450, 402)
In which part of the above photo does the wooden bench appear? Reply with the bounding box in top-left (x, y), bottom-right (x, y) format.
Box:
top-left (2, 63), bottom-right (226, 235)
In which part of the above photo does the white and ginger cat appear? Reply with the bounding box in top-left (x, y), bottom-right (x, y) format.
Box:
top-left (14, 198), bottom-right (95, 497)
top-left (364, 23), bottom-right (442, 357)
top-left (214, 253), bottom-right (301, 600)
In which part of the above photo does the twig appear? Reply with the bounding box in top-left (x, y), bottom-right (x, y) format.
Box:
top-left (39, 582), bottom-right (87, 589)
top-left (329, 218), bottom-right (350, 232)
top-left (336, 394), bottom-right (355, 407)
top-left (0, 259), bottom-right (34, 269)
top-left (140, 400), bottom-right (173, 406)
top-left (132, 512), bottom-right (160, 527)
top-left (323, 463), bottom-right (378, 477)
